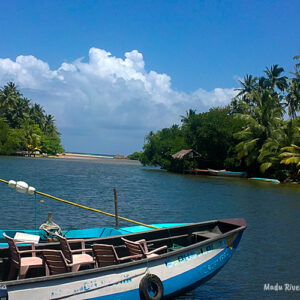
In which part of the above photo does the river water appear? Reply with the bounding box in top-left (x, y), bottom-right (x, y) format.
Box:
top-left (0, 156), bottom-right (299, 299)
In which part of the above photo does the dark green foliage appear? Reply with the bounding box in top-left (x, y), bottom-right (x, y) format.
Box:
top-left (128, 152), bottom-right (142, 160)
top-left (182, 107), bottom-right (244, 168)
top-left (0, 82), bottom-right (64, 155)
top-left (0, 118), bottom-right (24, 154)
top-left (140, 125), bottom-right (187, 171)
top-left (140, 56), bottom-right (300, 181)
top-left (140, 108), bottom-right (243, 171)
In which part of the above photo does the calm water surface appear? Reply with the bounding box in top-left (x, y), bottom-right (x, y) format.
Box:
top-left (0, 156), bottom-right (299, 299)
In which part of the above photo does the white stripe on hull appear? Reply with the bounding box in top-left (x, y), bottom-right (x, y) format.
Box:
top-left (7, 235), bottom-right (237, 299)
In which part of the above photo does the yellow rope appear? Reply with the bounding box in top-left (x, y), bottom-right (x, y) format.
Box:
top-left (1, 178), bottom-right (159, 229)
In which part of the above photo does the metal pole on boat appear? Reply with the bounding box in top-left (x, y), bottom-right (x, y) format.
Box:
top-left (113, 188), bottom-right (119, 229)
top-left (34, 193), bottom-right (37, 230)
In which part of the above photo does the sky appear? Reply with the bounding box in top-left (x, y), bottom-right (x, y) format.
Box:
top-left (0, 0), bottom-right (299, 155)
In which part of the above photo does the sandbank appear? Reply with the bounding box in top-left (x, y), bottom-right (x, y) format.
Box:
top-left (55, 153), bottom-right (114, 160)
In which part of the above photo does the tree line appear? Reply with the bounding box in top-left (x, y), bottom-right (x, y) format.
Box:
top-left (0, 82), bottom-right (64, 155)
top-left (139, 56), bottom-right (300, 182)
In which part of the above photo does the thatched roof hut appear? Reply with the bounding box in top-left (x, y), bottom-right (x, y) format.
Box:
top-left (172, 149), bottom-right (201, 160)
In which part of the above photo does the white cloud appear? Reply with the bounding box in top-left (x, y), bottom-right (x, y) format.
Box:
top-left (0, 48), bottom-right (237, 154)
top-left (192, 88), bottom-right (237, 107)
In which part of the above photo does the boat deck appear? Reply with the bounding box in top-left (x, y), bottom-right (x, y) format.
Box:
top-left (0, 219), bottom-right (246, 283)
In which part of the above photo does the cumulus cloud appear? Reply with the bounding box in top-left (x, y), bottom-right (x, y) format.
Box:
top-left (0, 48), bottom-right (237, 154)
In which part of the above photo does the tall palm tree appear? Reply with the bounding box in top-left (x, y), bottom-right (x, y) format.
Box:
top-left (258, 119), bottom-right (300, 172)
top-left (264, 64), bottom-right (288, 92)
top-left (234, 74), bottom-right (258, 99)
top-left (256, 76), bottom-right (269, 92)
top-left (10, 98), bottom-right (31, 128)
top-left (292, 55), bottom-right (300, 74)
top-left (30, 103), bottom-right (45, 128)
top-left (180, 109), bottom-right (196, 125)
top-left (231, 75), bottom-right (259, 114)
top-left (0, 82), bottom-right (22, 126)
top-left (43, 114), bottom-right (58, 136)
top-left (234, 90), bottom-right (284, 169)
top-left (285, 55), bottom-right (300, 119)
top-left (285, 79), bottom-right (300, 119)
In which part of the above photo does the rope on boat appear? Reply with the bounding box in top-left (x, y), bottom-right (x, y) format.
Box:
top-left (0, 178), bottom-right (159, 229)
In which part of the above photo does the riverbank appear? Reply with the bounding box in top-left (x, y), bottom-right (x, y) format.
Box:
top-left (47, 153), bottom-right (141, 165)
top-left (53, 153), bottom-right (114, 160)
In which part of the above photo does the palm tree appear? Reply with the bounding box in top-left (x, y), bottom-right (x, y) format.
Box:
top-left (285, 55), bottom-right (300, 119)
top-left (180, 109), bottom-right (196, 125)
top-left (292, 55), bottom-right (300, 74)
top-left (0, 82), bottom-right (22, 126)
top-left (234, 90), bottom-right (284, 169)
top-left (231, 75), bottom-right (259, 114)
top-left (280, 144), bottom-right (300, 175)
top-left (258, 119), bottom-right (300, 173)
top-left (21, 121), bottom-right (42, 155)
top-left (264, 64), bottom-right (288, 92)
top-left (234, 74), bottom-right (258, 99)
top-left (256, 76), bottom-right (269, 92)
top-left (285, 79), bottom-right (300, 119)
top-left (10, 98), bottom-right (31, 127)
top-left (30, 103), bottom-right (45, 128)
top-left (43, 114), bottom-right (58, 136)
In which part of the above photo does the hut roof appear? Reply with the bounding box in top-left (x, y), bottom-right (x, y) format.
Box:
top-left (172, 149), bottom-right (201, 160)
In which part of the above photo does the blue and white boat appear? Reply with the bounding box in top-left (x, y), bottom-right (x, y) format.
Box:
top-left (207, 168), bottom-right (247, 178)
top-left (0, 218), bottom-right (247, 299)
top-left (249, 177), bottom-right (280, 184)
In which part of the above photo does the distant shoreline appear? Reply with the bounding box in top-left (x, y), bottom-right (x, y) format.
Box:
top-left (50, 153), bottom-right (141, 165)
top-left (54, 153), bottom-right (114, 160)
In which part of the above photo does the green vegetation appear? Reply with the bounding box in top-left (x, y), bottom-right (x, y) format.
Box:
top-left (0, 82), bottom-right (64, 156)
top-left (140, 56), bottom-right (300, 182)
top-left (127, 151), bottom-right (142, 160)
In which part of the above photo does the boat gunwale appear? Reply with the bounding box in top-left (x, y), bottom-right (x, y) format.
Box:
top-left (3, 219), bottom-right (246, 287)
top-left (0, 220), bottom-right (218, 248)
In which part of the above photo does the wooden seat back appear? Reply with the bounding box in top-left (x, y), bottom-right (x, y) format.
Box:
top-left (3, 233), bottom-right (21, 266)
top-left (121, 238), bottom-right (146, 257)
top-left (56, 234), bottom-right (73, 263)
top-left (92, 244), bottom-right (119, 267)
top-left (42, 250), bottom-right (69, 275)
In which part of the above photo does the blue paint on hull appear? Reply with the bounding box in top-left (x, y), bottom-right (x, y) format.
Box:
top-left (85, 289), bottom-right (140, 300)
top-left (249, 177), bottom-right (280, 184)
top-left (85, 232), bottom-right (243, 299)
top-left (164, 231), bottom-right (243, 297)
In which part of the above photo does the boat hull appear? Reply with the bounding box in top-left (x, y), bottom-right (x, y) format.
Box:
top-left (208, 169), bottom-right (247, 178)
top-left (5, 230), bottom-right (244, 299)
top-left (249, 177), bottom-right (280, 184)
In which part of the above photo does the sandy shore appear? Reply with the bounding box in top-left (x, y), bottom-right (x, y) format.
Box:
top-left (54, 153), bottom-right (114, 160)
top-left (50, 152), bottom-right (141, 165)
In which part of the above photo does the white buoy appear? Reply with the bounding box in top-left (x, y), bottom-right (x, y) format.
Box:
top-left (28, 186), bottom-right (36, 195)
top-left (15, 181), bottom-right (29, 194)
top-left (8, 180), bottom-right (17, 188)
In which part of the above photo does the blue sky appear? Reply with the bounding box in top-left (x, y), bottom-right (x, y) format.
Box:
top-left (0, 1), bottom-right (299, 154)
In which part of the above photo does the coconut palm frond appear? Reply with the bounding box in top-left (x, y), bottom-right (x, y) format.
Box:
top-left (260, 162), bottom-right (272, 173)
top-left (280, 157), bottom-right (300, 165)
top-left (280, 151), bottom-right (300, 158)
